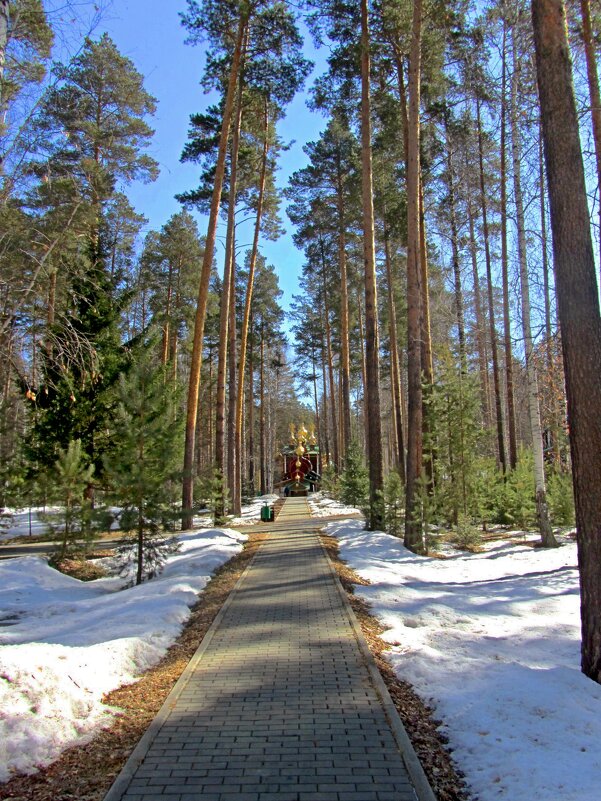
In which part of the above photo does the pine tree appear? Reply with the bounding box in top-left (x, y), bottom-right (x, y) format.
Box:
top-left (48, 439), bottom-right (95, 559)
top-left (104, 345), bottom-right (182, 586)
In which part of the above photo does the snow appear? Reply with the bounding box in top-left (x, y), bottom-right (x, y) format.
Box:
top-left (327, 519), bottom-right (600, 801)
top-left (228, 493), bottom-right (279, 526)
top-left (308, 492), bottom-right (362, 518)
top-left (0, 526), bottom-right (246, 782)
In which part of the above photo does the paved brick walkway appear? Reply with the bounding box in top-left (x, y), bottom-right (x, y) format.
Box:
top-left (104, 499), bottom-right (432, 801)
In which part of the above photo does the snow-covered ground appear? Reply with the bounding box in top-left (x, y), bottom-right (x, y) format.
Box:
top-left (327, 519), bottom-right (599, 801)
top-left (228, 493), bottom-right (279, 526)
top-left (0, 493), bottom-right (279, 543)
top-left (0, 526), bottom-right (246, 782)
top-left (308, 492), bottom-right (362, 518)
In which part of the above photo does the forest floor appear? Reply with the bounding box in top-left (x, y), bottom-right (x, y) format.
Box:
top-left (1, 524), bottom-right (468, 801)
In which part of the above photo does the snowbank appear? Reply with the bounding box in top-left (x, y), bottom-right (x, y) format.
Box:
top-left (308, 492), bottom-right (362, 518)
top-left (0, 527), bottom-right (246, 782)
top-left (327, 519), bottom-right (600, 801)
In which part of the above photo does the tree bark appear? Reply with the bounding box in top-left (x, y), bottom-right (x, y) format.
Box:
top-left (466, 187), bottom-right (491, 426)
top-left (444, 115), bottom-right (466, 367)
top-left (500, 24), bottom-right (518, 469)
top-left (511, 34), bottom-right (557, 547)
top-left (227, 227), bottom-right (237, 513)
top-left (477, 97), bottom-right (507, 475)
top-left (182, 12), bottom-right (248, 529)
top-left (234, 97), bottom-right (269, 514)
top-left (405, 0), bottom-right (424, 551)
top-left (361, 0), bottom-right (384, 529)
top-left (533, 0), bottom-right (601, 680)
top-left (336, 161), bottom-right (352, 465)
top-left (384, 229), bottom-right (406, 483)
top-left (215, 80), bottom-right (243, 520)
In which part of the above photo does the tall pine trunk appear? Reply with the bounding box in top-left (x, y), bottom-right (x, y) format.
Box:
top-left (477, 98), bottom-right (507, 475)
top-left (234, 97), bottom-right (269, 514)
top-left (384, 228), bottom-right (406, 483)
top-left (336, 163), bottom-right (352, 465)
top-left (182, 13), bottom-right (248, 529)
top-left (533, 0), bottom-right (601, 681)
top-left (405, 0), bottom-right (424, 551)
top-left (215, 81), bottom-right (243, 520)
top-left (360, 0), bottom-right (384, 529)
top-left (500, 26), bottom-right (518, 469)
top-left (510, 34), bottom-right (557, 547)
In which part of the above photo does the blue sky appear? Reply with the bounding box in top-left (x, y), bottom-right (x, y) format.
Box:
top-left (95, 0), bottom-right (328, 313)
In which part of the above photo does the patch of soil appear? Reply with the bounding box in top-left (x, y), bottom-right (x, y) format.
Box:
top-left (321, 533), bottom-right (471, 801)
top-left (50, 557), bottom-right (108, 581)
top-left (1, 532), bottom-right (265, 801)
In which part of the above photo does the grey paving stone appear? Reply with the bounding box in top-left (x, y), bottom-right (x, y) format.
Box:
top-left (103, 499), bottom-right (425, 801)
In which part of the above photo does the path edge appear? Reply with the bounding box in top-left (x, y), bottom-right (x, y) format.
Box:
top-left (318, 529), bottom-right (438, 801)
top-left (102, 536), bottom-right (262, 801)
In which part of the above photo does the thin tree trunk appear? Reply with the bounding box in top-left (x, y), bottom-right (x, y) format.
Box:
top-left (319, 237), bottom-right (340, 471)
top-left (336, 165), bottom-right (352, 465)
top-left (384, 229), bottom-right (406, 483)
top-left (319, 325), bottom-right (331, 466)
top-left (360, 0), bottom-right (384, 530)
top-left (227, 231), bottom-right (237, 513)
top-left (405, 0), bottom-right (424, 552)
top-left (500, 25), bottom-right (518, 469)
top-left (356, 288), bottom-right (368, 447)
top-left (234, 97), bottom-right (269, 515)
top-left (161, 263), bottom-right (173, 366)
top-left (182, 12), bottom-right (248, 529)
top-left (260, 322), bottom-right (266, 495)
top-left (477, 97), bottom-right (507, 475)
top-left (511, 36), bottom-right (557, 547)
top-left (466, 188), bottom-right (492, 425)
top-left (533, 0), bottom-right (601, 680)
top-left (215, 79), bottom-right (242, 516)
top-left (247, 317), bottom-right (255, 497)
top-left (444, 115), bottom-right (467, 367)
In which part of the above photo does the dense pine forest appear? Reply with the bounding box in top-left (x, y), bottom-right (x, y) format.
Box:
top-left (1, 0), bottom-right (601, 681)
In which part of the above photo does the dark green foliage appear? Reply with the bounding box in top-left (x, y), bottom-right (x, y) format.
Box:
top-left (43, 439), bottom-right (95, 558)
top-left (339, 439), bottom-right (369, 510)
top-left (28, 257), bottom-right (127, 475)
top-left (383, 470), bottom-right (404, 538)
top-left (104, 345), bottom-right (183, 585)
top-left (426, 347), bottom-right (483, 525)
top-left (546, 468), bottom-right (575, 527)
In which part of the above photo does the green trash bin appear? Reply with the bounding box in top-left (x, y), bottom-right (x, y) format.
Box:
top-left (261, 505), bottom-right (271, 522)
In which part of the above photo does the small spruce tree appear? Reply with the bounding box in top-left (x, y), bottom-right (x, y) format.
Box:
top-left (339, 439), bottom-right (369, 513)
top-left (47, 439), bottom-right (95, 559)
top-left (383, 471), bottom-right (404, 538)
top-left (104, 347), bottom-right (182, 585)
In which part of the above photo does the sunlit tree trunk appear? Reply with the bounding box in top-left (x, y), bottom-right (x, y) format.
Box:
top-left (500, 25), bottom-right (518, 469)
top-left (511, 34), bottom-right (557, 546)
top-left (336, 163), bottom-right (352, 465)
top-left (533, 0), bottom-right (601, 680)
top-left (477, 97), bottom-right (507, 475)
top-left (360, 0), bottom-right (384, 529)
top-left (234, 96), bottom-right (269, 514)
top-left (466, 189), bottom-right (491, 425)
top-left (405, 0), bottom-right (424, 551)
top-left (384, 228), bottom-right (406, 483)
top-left (182, 13), bottom-right (248, 529)
top-left (215, 81), bottom-right (243, 520)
